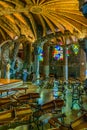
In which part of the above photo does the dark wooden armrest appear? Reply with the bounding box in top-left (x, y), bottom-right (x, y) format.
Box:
top-left (0, 89), bottom-right (9, 95)
top-left (33, 109), bottom-right (43, 119)
top-left (29, 103), bottom-right (41, 110)
top-left (49, 117), bottom-right (70, 128)
top-left (70, 113), bottom-right (87, 129)
top-left (71, 113), bottom-right (87, 124)
top-left (0, 89), bottom-right (8, 92)
top-left (81, 108), bottom-right (87, 113)
top-left (48, 118), bottom-right (57, 128)
top-left (9, 87), bottom-right (28, 93)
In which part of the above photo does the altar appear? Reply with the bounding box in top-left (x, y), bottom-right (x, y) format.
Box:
top-left (0, 79), bottom-right (23, 96)
top-left (0, 79), bottom-right (23, 88)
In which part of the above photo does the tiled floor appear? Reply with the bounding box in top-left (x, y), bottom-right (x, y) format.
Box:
top-left (2, 82), bottom-right (87, 130)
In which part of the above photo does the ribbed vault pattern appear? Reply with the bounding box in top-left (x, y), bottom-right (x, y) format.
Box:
top-left (0, 0), bottom-right (87, 42)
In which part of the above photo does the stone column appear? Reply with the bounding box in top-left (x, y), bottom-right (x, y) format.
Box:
top-left (33, 45), bottom-right (40, 85)
top-left (80, 48), bottom-right (86, 79)
top-left (64, 37), bottom-right (71, 83)
top-left (0, 47), bottom-right (1, 78)
top-left (64, 47), bottom-right (69, 82)
top-left (27, 43), bottom-right (33, 74)
top-left (43, 43), bottom-right (49, 79)
top-left (84, 39), bottom-right (87, 78)
top-left (1, 47), bottom-right (10, 78)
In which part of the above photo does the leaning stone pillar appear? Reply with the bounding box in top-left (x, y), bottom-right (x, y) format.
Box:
top-left (84, 39), bottom-right (87, 79)
top-left (0, 47), bottom-right (1, 78)
top-left (43, 43), bottom-right (49, 79)
top-left (27, 43), bottom-right (33, 74)
top-left (33, 45), bottom-right (40, 85)
top-left (1, 47), bottom-right (10, 78)
top-left (80, 49), bottom-right (86, 80)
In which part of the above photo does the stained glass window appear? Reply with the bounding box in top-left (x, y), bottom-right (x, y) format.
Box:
top-left (38, 47), bottom-right (43, 61)
top-left (72, 44), bottom-right (79, 55)
top-left (52, 45), bottom-right (63, 60)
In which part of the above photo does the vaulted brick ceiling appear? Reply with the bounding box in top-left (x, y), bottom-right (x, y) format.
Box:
top-left (0, 0), bottom-right (87, 43)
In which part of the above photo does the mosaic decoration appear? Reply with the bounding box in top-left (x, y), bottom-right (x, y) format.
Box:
top-left (72, 44), bottom-right (79, 55)
top-left (38, 47), bottom-right (43, 61)
top-left (52, 45), bottom-right (63, 60)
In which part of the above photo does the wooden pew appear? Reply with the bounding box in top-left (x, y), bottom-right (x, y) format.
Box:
top-left (0, 87), bottom-right (28, 96)
top-left (41, 100), bottom-right (55, 113)
top-left (0, 89), bottom-right (9, 95)
top-left (48, 117), bottom-right (57, 128)
top-left (70, 113), bottom-right (87, 130)
top-left (0, 107), bottom-right (33, 125)
top-left (33, 99), bottom-right (65, 130)
top-left (41, 99), bottom-right (64, 112)
top-left (10, 92), bottom-right (40, 107)
top-left (9, 87), bottom-right (28, 94)
top-left (17, 92), bottom-right (40, 101)
top-left (15, 107), bottom-right (33, 117)
top-left (0, 109), bottom-right (15, 125)
top-left (14, 107), bottom-right (33, 122)
top-left (0, 97), bottom-right (12, 109)
top-left (48, 117), bottom-right (70, 130)
top-left (53, 99), bottom-right (64, 108)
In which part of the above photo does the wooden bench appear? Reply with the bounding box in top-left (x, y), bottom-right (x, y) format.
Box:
top-left (0, 107), bottom-right (33, 125)
top-left (48, 117), bottom-right (70, 130)
top-left (0, 109), bottom-right (14, 125)
top-left (14, 107), bottom-right (33, 122)
top-left (0, 87), bottom-right (28, 96)
top-left (41, 100), bottom-right (55, 113)
top-left (13, 93), bottom-right (40, 106)
top-left (0, 97), bottom-right (12, 109)
top-left (33, 99), bottom-right (65, 130)
top-left (18, 92), bottom-right (40, 100)
top-left (9, 87), bottom-right (28, 93)
top-left (37, 99), bottom-right (65, 118)
top-left (70, 113), bottom-right (87, 130)
top-left (0, 89), bottom-right (9, 95)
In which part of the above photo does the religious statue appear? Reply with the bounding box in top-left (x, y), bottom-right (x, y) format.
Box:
top-left (6, 61), bottom-right (10, 79)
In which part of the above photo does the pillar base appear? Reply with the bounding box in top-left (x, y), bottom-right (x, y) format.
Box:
top-left (44, 65), bottom-right (49, 79)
